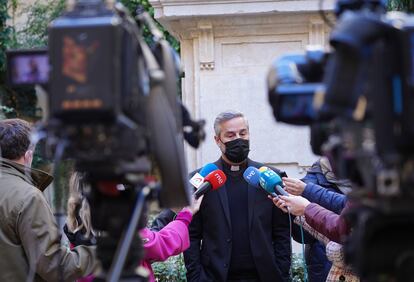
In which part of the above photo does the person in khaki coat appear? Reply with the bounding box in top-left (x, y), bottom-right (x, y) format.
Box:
top-left (0, 118), bottom-right (97, 281)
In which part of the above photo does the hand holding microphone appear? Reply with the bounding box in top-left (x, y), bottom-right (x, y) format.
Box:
top-left (258, 167), bottom-right (312, 214)
top-left (270, 195), bottom-right (310, 216)
top-left (282, 177), bottom-right (306, 196)
top-left (244, 166), bottom-right (295, 214)
top-left (189, 194), bottom-right (204, 214)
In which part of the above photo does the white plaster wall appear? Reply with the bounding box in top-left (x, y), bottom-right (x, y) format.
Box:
top-left (197, 33), bottom-right (310, 169)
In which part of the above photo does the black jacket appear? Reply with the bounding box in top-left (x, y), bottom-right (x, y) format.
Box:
top-left (184, 158), bottom-right (291, 282)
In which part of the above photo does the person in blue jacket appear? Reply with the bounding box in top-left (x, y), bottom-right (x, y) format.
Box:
top-left (284, 157), bottom-right (351, 282)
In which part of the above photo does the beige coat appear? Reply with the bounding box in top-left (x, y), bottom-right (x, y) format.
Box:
top-left (0, 158), bottom-right (97, 281)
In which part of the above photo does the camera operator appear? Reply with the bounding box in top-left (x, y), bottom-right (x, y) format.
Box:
top-left (0, 118), bottom-right (97, 282)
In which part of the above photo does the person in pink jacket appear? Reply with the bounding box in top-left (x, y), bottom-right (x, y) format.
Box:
top-left (140, 206), bottom-right (198, 282)
top-left (65, 172), bottom-right (203, 282)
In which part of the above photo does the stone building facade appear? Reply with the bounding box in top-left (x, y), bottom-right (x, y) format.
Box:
top-left (150, 0), bottom-right (335, 178)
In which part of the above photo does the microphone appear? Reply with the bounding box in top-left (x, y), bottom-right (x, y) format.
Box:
top-left (259, 167), bottom-right (289, 196)
top-left (200, 163), bottom-right (219, 176)
top-left (244, 166), bottom-right (278, 197)
top-left (243, 166), bottom-right (261, 187)
top-left (189, 163), bottom-right (218, 189)
top-left (194, 169), bottom-right (227, 199)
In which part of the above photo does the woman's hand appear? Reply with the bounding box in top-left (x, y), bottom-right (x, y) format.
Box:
top-left (189, 195), bottom-right (204, 214)
top-left (282, 177), bottom-right (306, 196)
top-left (270, 194), bottom-right (310, 216)
top-left (269, 195), bottom-right (289, 213)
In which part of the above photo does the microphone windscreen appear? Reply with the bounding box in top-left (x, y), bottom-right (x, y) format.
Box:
top-left (243, 166), bottom-right (261, 187)
top-left (259, 166), bottom-right (268, 172)
top-left (200, 163), bottom-right (219, 177)
top-left (189, 172), bottom-right (205, 189)
top-left (204, 170), bottom-right (227, 190)
top-left (259, 168), bottom-right (283, 194)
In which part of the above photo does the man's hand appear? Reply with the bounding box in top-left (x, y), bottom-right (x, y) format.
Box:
top-left (270, 195), bottom-right (310, 216)
top-left (282, 177), bottom-right (306, 196)
top-left (63, 224), bottom-right (96, 246)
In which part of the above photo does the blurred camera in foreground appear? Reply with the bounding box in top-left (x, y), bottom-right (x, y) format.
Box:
top-left (267, 0), bottom-right (414, 280)
top-left (7, 0), bottom-right (206, 280)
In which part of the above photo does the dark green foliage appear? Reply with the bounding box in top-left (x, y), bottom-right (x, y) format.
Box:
top-left (51, 160), bottom-right (73, 213)
top-left (119, 0), bottom-right (180, 52)
top-left (0, 0), bottom-right (17, 119)
top-left (388, 0), bottom-right (414, 12)
top-left (291, 253), bottom-right (307, 282)
top-left (152, 254), bottom-right (187, 281)
top-left (14, 0), bottom-right (66, 48)
top-left (0, 1), bottom-right (14, 73)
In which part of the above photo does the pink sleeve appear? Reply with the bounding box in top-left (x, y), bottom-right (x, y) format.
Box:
top-left (140, 208), bottom-right (193, 262)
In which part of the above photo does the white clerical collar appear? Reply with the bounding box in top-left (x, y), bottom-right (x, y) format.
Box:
top-left (230, 165), bottom-right (240, 171)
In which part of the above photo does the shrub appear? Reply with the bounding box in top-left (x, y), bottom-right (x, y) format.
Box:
top-left (153, 254), bottom-right (187, 282)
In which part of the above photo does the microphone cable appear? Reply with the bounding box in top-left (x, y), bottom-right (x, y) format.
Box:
top-left (298, 220), bottom-right (309, 282)
top-left (287, 210), bottom-right (293, 280)
top-left (286, 209), bottom-right (308, 282)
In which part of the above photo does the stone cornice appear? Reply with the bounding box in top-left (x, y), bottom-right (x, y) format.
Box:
top-left (150, 0), bottom-right (335, 19)
top-left (157, 12), bottom-right (334, 41)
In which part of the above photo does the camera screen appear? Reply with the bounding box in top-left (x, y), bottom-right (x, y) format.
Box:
top-left (7, 50), bottom-right (49, 86)
top-left (279, 92), bottom-right (315, 124)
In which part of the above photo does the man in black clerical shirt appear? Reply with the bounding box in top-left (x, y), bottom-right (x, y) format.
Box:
top-left (184, 110), bottom-right (291, 282)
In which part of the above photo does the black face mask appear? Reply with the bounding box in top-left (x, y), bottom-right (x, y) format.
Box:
top-left (223, 138), bottom-right (250, 163)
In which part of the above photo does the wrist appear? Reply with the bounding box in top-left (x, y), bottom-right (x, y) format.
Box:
top-left (181, 207), bottom-right (193, 215)
top-left (176, 208), bottom-right (193, 226)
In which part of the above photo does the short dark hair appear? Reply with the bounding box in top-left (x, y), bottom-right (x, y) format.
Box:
top-left (0, 118), bottom-right (32, 160)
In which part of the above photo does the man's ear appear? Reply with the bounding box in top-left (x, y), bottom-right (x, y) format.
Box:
top-left (24, 150), bottom-right (33, 166)
top-left (214, 135), bottom-right (220, 146)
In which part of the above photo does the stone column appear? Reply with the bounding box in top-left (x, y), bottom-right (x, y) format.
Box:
top-left (150, 0), bottom-right (334, 178)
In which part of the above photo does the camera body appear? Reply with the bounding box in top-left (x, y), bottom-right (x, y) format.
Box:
top-left (267, 0), bottom-right (414, 280)
top-left (7, 1), bottom-right (198, 204)
top-left (47, 1), bottom-right (150, 181)
top-left (6, 1), bottom-right (203, 278)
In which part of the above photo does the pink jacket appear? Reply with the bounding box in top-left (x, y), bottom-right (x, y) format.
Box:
top-left (77, 208), bottom-right (192, 282)
top-left (140, 208), bottom-right (193, 282)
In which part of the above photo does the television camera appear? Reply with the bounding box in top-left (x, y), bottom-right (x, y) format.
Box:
top-left (267, 0), bottom-right (414, 280)
top-left (6, 0), bottom-right (205, 280)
